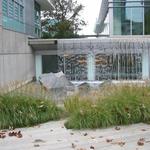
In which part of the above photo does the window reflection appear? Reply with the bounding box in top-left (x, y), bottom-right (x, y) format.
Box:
top-left (144, 4), bottom-right (150, 35)
top-left (113, 0), bottom-right (149, 35)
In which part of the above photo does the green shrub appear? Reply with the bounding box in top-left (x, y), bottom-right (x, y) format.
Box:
top-left (65, 85), bottom-right (150, 129)
top-left (65, 106), bottom-right (114, 129)
top-left (0, 94), bottom-right (62, 129)
top-left (64, 95), bottom-right (93, 114)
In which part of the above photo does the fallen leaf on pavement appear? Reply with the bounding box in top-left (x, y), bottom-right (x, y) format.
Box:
top-left (111, 141), bottom-right (125, 147)
top-left (106, 139), bottom-right (113, 143)
top-left (71, 143), bottom-right (76, 148)
top-left (8, 131), bottom-right (23, 138)
top-left (77, 148), bottom-right (87, 150)
top-left (137, 138), bottom-right (145, 146)
top-left (90, 145), bottom-right (95, 149)
top-left (0, 134), bottom-right (6, 139)
top-left (115, 126), bottom-right (121, 130)
top-left (34, 144), bottom-right (40, 147)
top-left (33, 139), bottom-right (46, 143)
top-left (0, 132), bottom-right (6, 135)
top-left (16, 131), bottom-right (22, 138)
top-left (83, 133), bottom-right (88, 136)
top-left (57, 139), bottom-right (62, 142)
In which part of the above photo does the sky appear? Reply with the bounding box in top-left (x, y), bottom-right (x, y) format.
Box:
top-left (78, 0), bottom-right (102, 35)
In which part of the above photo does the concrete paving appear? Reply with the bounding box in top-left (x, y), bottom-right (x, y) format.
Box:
top-left (0, 120), bottom-right (150, 150)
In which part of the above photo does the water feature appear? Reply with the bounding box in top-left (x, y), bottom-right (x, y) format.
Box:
top-left (57, 38), bottom-right (150, 81)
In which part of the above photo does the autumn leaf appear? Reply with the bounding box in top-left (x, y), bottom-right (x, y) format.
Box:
top-left (137, 138), bottom-right (145, 146)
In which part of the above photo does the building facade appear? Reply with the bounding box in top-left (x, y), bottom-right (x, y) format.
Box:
top-left (95, 0), bottom-right (150, 36)
top-left (1, 0), bottom-right (150, 85)
top-left (0, 0), bottom-right (54, 88)
top-left (111, 0), bottom-right (150, 35)
top-left (89, 0), bottom-right (150, 81)
top-left (32, 0), bottom-right (150, 82)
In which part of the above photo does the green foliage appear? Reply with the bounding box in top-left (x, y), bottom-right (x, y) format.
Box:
top-left (64, 85), bottom-right (150, 129)
top-left (0, 94), bottom-right (62, 129)
top-left (1, 83), bottom-right (150, 130)
top-left (64, 95), bottom-right (93, 114)
top-left (42, 0), bottom-right (86, 38)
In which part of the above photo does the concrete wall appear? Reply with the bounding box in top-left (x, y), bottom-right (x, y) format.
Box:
top-left (0, 0), bottom-right (35, 88)
top-left (0, 26), bottom-right (35, 88)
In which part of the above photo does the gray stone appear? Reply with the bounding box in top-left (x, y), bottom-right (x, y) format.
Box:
top-left (39, 71), bottom-right (74, 90)
top-left (78, 82), bottom-right (90, 93)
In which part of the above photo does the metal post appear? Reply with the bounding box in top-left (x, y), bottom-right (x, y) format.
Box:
top-left (63, 56), bottom-right (66, 74)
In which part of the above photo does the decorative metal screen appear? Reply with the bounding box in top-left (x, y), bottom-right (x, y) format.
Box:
top-left (95, 53), bottom-right (142, 80)
top-left (58, 54), bottom-right (87, 81)
top-left (57, 38), bottom-right (150, 81)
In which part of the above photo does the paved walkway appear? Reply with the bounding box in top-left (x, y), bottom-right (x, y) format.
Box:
top-left (0, 120), bottom-right (150, 150)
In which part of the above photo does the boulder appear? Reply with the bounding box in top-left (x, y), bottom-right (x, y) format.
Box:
top-left (39, 71), bottom-right (74, 90)
top-left (78, 82), bottom-right (90, 93)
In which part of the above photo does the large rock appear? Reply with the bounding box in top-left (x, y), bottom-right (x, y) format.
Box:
top-left (78, 82), bottom-right (91, 94)
top-left (39, 72), bottom-right (74, 90)
top-left (78, 82), bottom-right (90, 90)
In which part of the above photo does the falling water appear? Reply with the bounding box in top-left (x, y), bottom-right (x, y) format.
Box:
top-left (57, 37), bottom-right (150, 81)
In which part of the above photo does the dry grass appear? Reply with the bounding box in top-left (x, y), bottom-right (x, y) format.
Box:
top-left (1, 81), bottom-right (150, 130)
top-left (64, 84), bottom-right (150, 129)
top-left (0, 93), bottom-right (62, 129)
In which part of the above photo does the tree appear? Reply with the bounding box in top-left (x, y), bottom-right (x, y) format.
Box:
top-left (42, 0), bottom-right (86, 38)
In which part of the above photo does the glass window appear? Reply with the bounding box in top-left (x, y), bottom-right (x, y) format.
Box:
top-left (144, 7), bottom-right (150, 35)
top-left (122, 7), bottom-right (131, 35)
top-left (42, 55), bottom-right (59, 73)
top-left (20, 6), bottom-right (24, 22)
top-left (2, 0), bottom-right (24, 33)
top-left (113, 7), bottom-right (132, 35)
top-left (19, 0), bottom-right (23, 5)
top-left (34, 1), bottom-right (41, 37)
top-left (8, 0), bottom-right (14, 18)
top-left (132, 8), bottom-right (143, 35)
top-left (113, 0), bottom-right (144, 35)
top-left (14, 2), bottom-right (19, 20)
top-left (113, 7), bottom-right (122, 35)
top-left (2, 0), bottom-right (8, 16)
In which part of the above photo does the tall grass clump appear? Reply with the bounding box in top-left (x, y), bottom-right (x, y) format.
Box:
top-left (0, 94), bottom-right (62, 129)
top-left (65, 85), bottom-right (150, 129)
top-left (64, 95), bottom-right (93, 114)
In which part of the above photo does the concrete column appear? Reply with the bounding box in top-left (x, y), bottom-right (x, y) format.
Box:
top-left (35, 55), bottom-right (42, 80)
top-left (87, 52), bottom-right (95, 81)
top-left (142, 50), bottom-right (149, 80)
top-left (109, 8), bottom-right (114, 36)
top-left (109, 0), bottom-right (115, 36)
